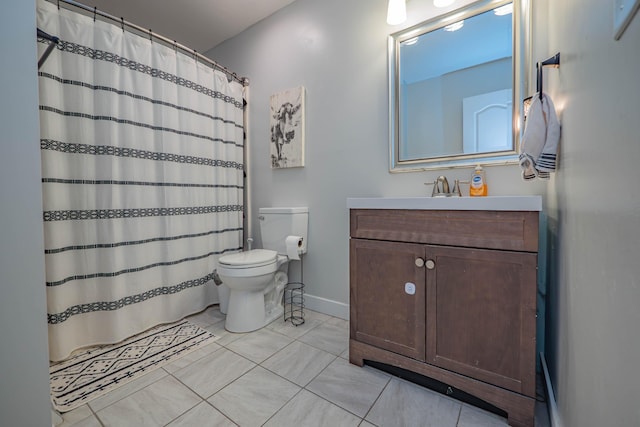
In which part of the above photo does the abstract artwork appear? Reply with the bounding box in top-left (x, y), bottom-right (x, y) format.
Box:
top-left (270, 86), bottom-right (305, 168)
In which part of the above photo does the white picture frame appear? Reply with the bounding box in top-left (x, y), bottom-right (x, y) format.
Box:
top-left (270, 86), bottom-right (305, 168)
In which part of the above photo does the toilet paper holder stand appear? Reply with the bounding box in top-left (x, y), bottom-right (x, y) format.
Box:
top-left (284, 255), bottom-right (305, 326)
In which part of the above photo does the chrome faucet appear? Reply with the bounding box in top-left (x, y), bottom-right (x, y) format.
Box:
top-left (425, 175), bottom-right (450, 197)
top-left (435, 176), bottom-right (450, 194)
top-left (424, 176), bottom-right (465, 197)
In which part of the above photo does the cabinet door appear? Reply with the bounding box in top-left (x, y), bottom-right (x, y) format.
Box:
top-left (350, 239), bottom-right (426, 361)
top-left (425, 245), bottom-right (537, 397)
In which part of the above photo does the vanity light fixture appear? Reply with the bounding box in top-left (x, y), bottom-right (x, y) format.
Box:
top-left (433, 0), bottom-right (455, 7)
top-left (387, 0), bottom-right (407, 25)
top-left (493, 3), bottom-right (513, 15)
top-left (444, 20), bottom-right (464, 31)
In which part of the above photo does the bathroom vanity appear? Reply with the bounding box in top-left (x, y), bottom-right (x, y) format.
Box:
top-left (348, 196), bottom-right (541, 427)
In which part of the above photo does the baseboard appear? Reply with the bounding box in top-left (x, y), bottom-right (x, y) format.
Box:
top-left (303, 293), bottom-right (349, 320)
top-left (540, 352), bottom-right (562, 427)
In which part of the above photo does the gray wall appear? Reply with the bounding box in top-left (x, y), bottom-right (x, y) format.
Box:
top-left (207, 0), bottom-right (544, 318)
top-left (404, 77), bottom-right (444, 158)
top-left (539, 0), bottom-right (640, 426)
top-left (10, 0), bottom-right (637, 425)
top-left (0, 0), bottom-right (52, 425)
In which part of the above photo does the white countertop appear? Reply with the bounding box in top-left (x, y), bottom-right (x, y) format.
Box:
top-left (347, 196), bottom-right (542, 211)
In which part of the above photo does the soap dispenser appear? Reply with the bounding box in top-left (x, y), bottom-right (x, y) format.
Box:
top-left (469, 165), bottom-right (488, 197)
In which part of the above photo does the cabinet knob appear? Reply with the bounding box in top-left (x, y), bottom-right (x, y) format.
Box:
top-left (425, 259), bottom-right (436, 270)
top-left (415, 258), bottom-right (425, 268)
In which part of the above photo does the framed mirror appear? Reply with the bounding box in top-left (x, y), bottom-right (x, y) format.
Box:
top-left (389, 0), bottom-right (531, 171)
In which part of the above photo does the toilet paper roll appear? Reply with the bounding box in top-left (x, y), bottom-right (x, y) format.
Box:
top-left (285, 235), bottom-right (304, 260)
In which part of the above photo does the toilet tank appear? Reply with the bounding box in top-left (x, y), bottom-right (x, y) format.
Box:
top-left (259, 207), bottom-right (308, 255)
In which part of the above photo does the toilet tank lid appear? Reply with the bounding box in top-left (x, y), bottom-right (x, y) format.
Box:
top-left (259, 207), bottom-right (308, 214)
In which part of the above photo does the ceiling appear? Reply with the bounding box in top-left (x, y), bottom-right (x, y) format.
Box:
top-left (84, 0), bottom-right (298, 53)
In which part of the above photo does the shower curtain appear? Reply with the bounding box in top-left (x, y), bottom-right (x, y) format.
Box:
top-left (36, 0), bottom-right (244, 361)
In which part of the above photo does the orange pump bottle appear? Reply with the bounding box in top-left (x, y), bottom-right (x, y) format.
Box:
top-left (469, 165), bottom-right (488, 196)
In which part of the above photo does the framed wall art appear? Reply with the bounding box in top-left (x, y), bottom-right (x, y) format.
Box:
top-left (270, 86), bottom-right (305, 168)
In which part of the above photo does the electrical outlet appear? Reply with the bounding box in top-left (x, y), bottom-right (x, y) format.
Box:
top-left (614, 0), bottom-right (640, 40)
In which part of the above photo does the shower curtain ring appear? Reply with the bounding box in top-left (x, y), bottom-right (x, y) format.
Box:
top-left (120, 17), bottom-right (125, 32)
top-left (93, 7), bottom-right (97, 22)
top-left (149, 29), bottom-right (153, 42)
top-left (57, 0), bottom-right (60, 9)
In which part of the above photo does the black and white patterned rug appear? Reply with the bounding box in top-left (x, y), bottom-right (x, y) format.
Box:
top-left (50, 320), bottom-right (217, 412)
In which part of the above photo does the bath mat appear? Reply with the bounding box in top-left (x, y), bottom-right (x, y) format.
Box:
top-left (50, 320), bottom-right (217, 412)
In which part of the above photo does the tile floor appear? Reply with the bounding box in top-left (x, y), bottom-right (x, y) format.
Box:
top-left (54, 306), bottom-right (551, 427)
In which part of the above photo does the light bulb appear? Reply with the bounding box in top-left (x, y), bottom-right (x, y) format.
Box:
top-left (387, 0), bottom-right (407, 25)
top-left (404, 37), bottom-right (419, 46)
top-left (444, 20), bottom-right (464, 31)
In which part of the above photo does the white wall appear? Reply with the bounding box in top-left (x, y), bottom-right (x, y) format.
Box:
top-left (540, 0), bottom-right (640, 426)
top-left (0, 0), bottom-right (52, 425)
top-left (207, 0), bottom-right (545, 318)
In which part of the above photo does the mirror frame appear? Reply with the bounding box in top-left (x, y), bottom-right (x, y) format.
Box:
top-left (388, 0), bottom-right (531, 172)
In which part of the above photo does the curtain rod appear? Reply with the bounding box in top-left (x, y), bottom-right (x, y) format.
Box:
top-left (47, 0), bottom-right (248, 86)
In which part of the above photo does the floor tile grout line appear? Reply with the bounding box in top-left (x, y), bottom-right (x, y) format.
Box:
top-left (165, 368), bottom-right (212, 404)
top-left (259, 387), bottom-right (306, 427)
top-left (85, 368), bottom-right (171, 415)
top-left (359, 375), bottom-right (392, 426)
top-left (161, 368), bottom-right (244, 427)
top-left (162, 340), bottom-right (225, 374)
top-left (290, 327), bottom-right (349, 356)
top-left (454, 402), bottom-right (463, 427)
top-left (88, 403), bottom-right (106, 427)
top-left (206, 363), bottom-right (303, 427)
top-left (100, 369), bottom-right (205, 426)
top-left (302, 386), bottom-right (369, 422)
top-left (209, 310), bottom-right (350, 426)
top-left (297, 356), bottom-right (391, 422)
top-left (221, 339), bottom-right (290, 365)
top-left (61, 307), bottom-right (352, 427)
top-left (158, 394), bottom-right (203, 427)
top-left (292, 353), bottom-right (339, 387)
top-left (202, 399), bottom-right (239, 427)
top-left (257, 345), bottom-right (334, 388)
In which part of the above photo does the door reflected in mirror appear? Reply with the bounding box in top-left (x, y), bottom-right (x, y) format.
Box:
top-left (389, 0), bottom-right (530, 171)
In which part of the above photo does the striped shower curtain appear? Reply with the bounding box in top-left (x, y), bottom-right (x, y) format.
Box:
top-left (37, 0), bottom-right (244, 361)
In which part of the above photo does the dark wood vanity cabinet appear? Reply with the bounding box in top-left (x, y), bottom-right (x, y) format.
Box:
top-left (349, 209), bottom-right (539, 427)
top-left (351, 239), bottom-right (426, 361)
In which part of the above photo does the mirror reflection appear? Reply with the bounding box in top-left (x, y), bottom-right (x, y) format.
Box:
top-left (389, 0), bottom-right (527, 171)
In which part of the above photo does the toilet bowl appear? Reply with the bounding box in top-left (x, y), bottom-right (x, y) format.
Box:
top-left (217, 249), bottom-right (288, 332)
top-left (217, 206), bottom-right (308, 333)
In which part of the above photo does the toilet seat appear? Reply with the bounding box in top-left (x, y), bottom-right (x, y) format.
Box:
top-left (218, 249), bottom-right (277, 269)
top-left (217, 249), bottom-right (278, 278)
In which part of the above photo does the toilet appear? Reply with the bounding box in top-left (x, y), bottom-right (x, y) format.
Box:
top-left (217, 207), bottom-right (308, 332)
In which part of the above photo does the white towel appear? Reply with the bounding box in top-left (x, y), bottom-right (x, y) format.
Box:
top-left (519, 93), bottom-right (560, 180)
